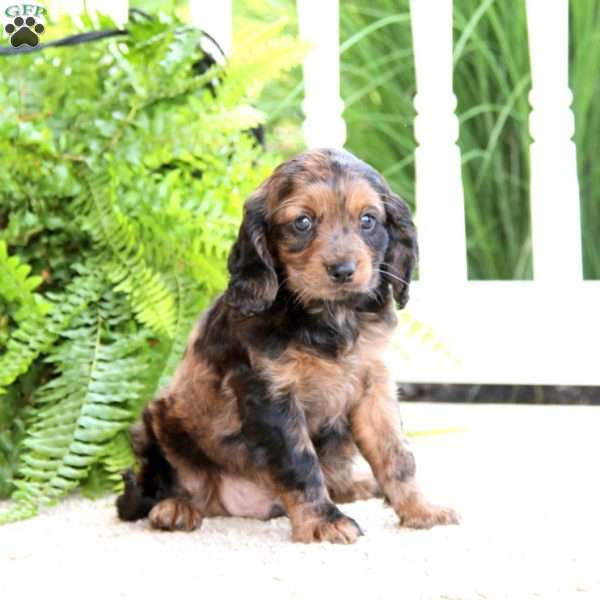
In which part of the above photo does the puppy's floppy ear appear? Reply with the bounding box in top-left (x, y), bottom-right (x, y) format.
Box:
top-left (224, 192), bottom-right (278, 316)
top-left (383, 192), bottom-right (418, 309)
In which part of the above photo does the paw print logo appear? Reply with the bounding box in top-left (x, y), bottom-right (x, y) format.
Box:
top-left (5, 16), bottom-right (45, 48)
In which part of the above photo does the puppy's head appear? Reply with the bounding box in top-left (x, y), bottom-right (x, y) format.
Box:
top-left (225, 148), bottom-right (417, 315)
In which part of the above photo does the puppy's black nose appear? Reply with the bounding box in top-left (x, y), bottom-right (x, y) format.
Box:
top-left (327, 261), bottom-right (356, 283)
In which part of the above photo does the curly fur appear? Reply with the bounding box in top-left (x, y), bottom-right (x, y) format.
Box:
top-left (116, 148), bottom-right (458, 543)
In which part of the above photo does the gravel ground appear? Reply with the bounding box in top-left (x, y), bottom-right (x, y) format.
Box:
top-left (1, 402), bottom-right (599, 600)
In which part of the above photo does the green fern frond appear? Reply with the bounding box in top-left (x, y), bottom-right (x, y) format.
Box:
top-left (229, 18), bottom-right (308, 101)
top-left (154, 273), bottom-right (206, 392)
top-left (99, 431), bottom-right (135, 490)
top-left (0, 314), bottom-right (49, 396)
top-left (79, 431), bottom-right (136, 497)
top-left (0, 11), bottom-right (302, 520)
top-left (393, 309), bottom-right (462, 365)
top-left (0, 292), bottom-right (149, 523)
top-left (0, 272), bottom-right (103, 395)
top-left (84, 176), bottom-right (177, 337)
top-left (0, 241), bottom-right (50, 321)
top-left (0, 497), bottom-right (37, 525)
top-left (129, 272), bottom-right (207, 419)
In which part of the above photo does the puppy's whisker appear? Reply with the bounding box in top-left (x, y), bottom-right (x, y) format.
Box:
top-left (276, 277), bottom-right (289, 292)
top-left (379, 261), bottom-right (404, 271)
top-left (292, 285), bottom-right (311, 307)
top-left (370, 287), bottom-right (384, 304)
top-left (374, 268), bottom-right (408, 286)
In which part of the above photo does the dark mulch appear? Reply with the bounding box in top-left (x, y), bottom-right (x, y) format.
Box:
top-left (398, 384), bottom-right (600, 405)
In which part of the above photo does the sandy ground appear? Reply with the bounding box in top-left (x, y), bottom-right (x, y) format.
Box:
top-left (1, 402), bottom-right (599, 600)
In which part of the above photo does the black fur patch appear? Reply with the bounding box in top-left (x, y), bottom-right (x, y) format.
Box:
top-left (116, 469), bottom-right (157, 521)
top-left (198, 276), bottom-right (395, 369)
top-left (116, 408), bottom-right (177, 521)
top-left (194, 297), bottom-right (250, 372)
top-left (224, 194), bottom-right (278, 315)
top-left (239, 287), bottom-right (365, 360)
top-left (316, 501), bottom-right (364, 534)
top-left (312, 418), bottom-right (352, 455)
top-left (394, 450), bottom-right (416, 482)
top-left (231, 365), bottom-right (325, 498)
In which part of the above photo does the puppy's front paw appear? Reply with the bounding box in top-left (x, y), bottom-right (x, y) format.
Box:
top-left (292, 504), bottom-right (364, 544)
top-left (399, 501), bottom-right (459, 529)
top-left (149, 498), bottom-right (203, 532)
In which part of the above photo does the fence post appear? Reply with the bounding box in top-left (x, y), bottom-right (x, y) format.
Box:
top-left (526, 0), bottom-right (583, 281)
top-left (189, 0), bottom-right (232, 60)
top-left (409, 0), bottom-right (467, 284)
top-left (296, 0), bottom-right (345, 148)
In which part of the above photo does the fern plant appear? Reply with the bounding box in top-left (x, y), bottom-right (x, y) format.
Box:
top-left (0, 11), bottom-right (304, 523)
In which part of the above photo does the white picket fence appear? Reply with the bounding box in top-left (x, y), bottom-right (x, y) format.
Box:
top-left (296, 0), bottom-right (600, 387)
top-left (27, 0), bottom-right (600, 386)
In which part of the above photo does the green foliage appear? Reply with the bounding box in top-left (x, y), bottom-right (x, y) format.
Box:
top-left (84, 176), bottom-right (177, 337)
top-left (243, 0), bottom-right (600, 280)
top-left (0, 241), bottom-right (50, 323)
top-left (0, 12), bottom-right (302, 522)
top-left (452, 0), bottom-right (532, 279)
top-left (10, 292), bottom-right (147, 514)
top-left (393, 310), bottom-right (462, 367)
top-left (570, 1), bottom-right (600, 279)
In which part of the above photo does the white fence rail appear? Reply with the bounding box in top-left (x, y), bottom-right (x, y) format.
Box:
top-left (23, 0), bottom-right (600, 385)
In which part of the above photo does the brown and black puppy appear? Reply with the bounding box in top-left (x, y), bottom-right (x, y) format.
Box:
top-left (116, 148), bottom-right (458, 543)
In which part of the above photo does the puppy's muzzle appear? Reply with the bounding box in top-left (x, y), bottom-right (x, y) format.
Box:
top-left (327, 260), bottom-right (356, 284)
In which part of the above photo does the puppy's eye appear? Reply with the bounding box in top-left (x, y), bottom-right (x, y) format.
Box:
top-left (360, 213), bottom-right (376, 231)
top-left (294, 215), bottom-right (313, 233)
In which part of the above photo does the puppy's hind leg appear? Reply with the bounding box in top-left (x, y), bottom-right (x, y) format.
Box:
top-left (328, 470), bottom-right (383, 504)
top-left (141, 396), bottom-right (231, 531)
top-left (148, 497), bottom-right (203, 532)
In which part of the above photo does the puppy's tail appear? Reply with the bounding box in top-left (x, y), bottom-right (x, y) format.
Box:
top-left (116, 469), bottom-right (157, 521)
top-left (116, 409), bottom-right (176, 521)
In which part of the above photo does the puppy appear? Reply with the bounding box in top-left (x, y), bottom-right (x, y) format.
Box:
top-left (117, 148), bottom-right (458, 543)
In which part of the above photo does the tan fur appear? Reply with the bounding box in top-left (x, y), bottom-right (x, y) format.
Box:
top-left (121, 149), bottom-right (458, 542)
top-left (349, 360), bottom-right (459, 527)
top-left (253, 318), bottom-right (392, 433)
top-left (149, 497), bottom-right (203, 532)
top-left (271, 177), bottom-right (385, 303)
top-left (146, 311), bottom-right (457, 532)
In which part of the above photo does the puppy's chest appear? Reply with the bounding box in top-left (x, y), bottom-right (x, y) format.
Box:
top-left (255, 333), bottom-right (384, 428)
